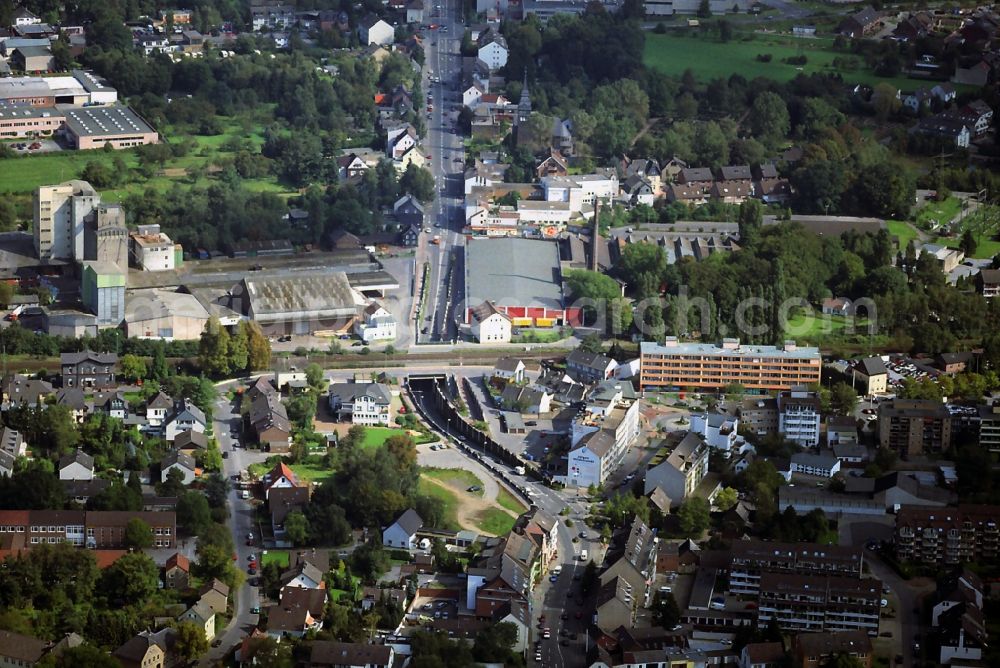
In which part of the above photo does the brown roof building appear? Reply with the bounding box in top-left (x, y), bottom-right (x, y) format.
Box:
top-left (894, 504), bottom-right (1000, 566)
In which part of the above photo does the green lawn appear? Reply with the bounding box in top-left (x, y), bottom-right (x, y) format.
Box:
top-left (497, 487), bottom-right (527, 515)
top-left (361, 426), bottom-right (435, 450)
top-left (475, 508), bottom-right (517, 536)
top-left (289, 462), bottom-right (335, 484)
top-left (260, 550), bottom-right (290, 568)
top-left (421, 467), bottom-right (484, 496)
top-left (933, 204), bottom-right (1000, 259)
top-left (417, 476), bottom-right (461, 531)
top-left (784, 312), bottom-right (870, 337)
top-left (644, 33), bottom-right (921, 89)
top-left (915, 196), bottom-right (963, 231)
top-left (511, 328), bottom-right (568, 344)
top-left (887, 220), bottom-right (920, 250)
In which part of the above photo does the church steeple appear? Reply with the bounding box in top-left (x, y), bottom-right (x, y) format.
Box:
top-left (516, 70), bottom-right (531, 126)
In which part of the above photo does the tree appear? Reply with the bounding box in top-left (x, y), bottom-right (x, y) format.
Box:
top-left (473, 621), bottom-right (519, 663)
top-left (305, 363), bottom-right (325, 391)
top-left (738, 199), bottom-right (763, 246)
top-left (229, 322), bottom-right (249, 373)
top-left (651, 591), bottom-right (681, 629)
top-left (873, 83), bottom-right (901, 121)
top-left (960, 229), bottom-right (978, 257)
top-left (244, 321), bottom-right (272, 370)
top-left (199, 317), bottom-right (232, 377)
top-left (399, 164), bottom-right (435, 203)
top-left (284, 510), bottom-right (311, 546)
top-left (677, 497), bottom-right (710, 536)
top-left (830, 382), bottom-right (859, 415)
top-left (697, 0), bottom-right (711, 18)
top-left (827, 653), bottom-right (865, 668)
top-left (177, 491), bottom-right (213, 535)
top-left (101, 552), bottom-right (159, 603)
top-left (749, 92), bottom-right (790, 148)
top-left (124, 517), bottom-right (153, 549)
top-left (0, 283), bottom-right (13, 308)
top-left (714, 487), bottom-right (738, 511)
top-left (119, 354), bottom-right (147, 383)
top-left (173, 621), bottom-right (209, 663)
top-left (151, 342), bottom-right (168, 381)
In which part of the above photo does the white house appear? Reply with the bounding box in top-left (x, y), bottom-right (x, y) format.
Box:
top-left (263, 462), bottom-right (305, 500)
top-left (689, 413), bottom-right (740, 456)
top-left (177, 601), bottom-right (215, 642)
top-left (144, 392), bottom-right (173, 428)
top-left (354, 302), bottom-right (397, 343)
top-left (130, 224), bottom-right (176, 271)
top-left (281, 561), bottom-right (325, 593)
top-left (59, 450), bottom-right (94, 481)
top-left (790, 451), bottom-right (841, 478)
top-left (161, 450), bottom-right (196, 485)
top-left (462, 81), bottom-right (485, 108)
top-left (469, 301), bottom-right (511, 343)
top-left (477, 34), bottom-right (508, 71)
top-left (327, 382), bottom-right (392, 426)
top-left (382, 508), bottom-right (423, 549)
top-left (359, 16), bottom-right (394, 46)
top-left (163, 399), bottom-right (207, 442)
top-left (493, 357), bottom-right (526, 384)
top-left (643, 433), bottom-right (709, 505)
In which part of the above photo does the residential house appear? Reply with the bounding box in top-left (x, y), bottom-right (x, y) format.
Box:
top-left (326, 381), bottom-right (392, 425)
top-left (1, 374), bottom-right (54, 408)
top-left (740, 642), bottom-right (786, 668)
top-left (565, 349), bottom-right (618, 383)
top-left (852, 357), bottom-right (888, 396)
top-left (792, 631), bottom-right (872, 668)
top-left (354, 302), bottom-right (397, 344)
top-left (199, 578), bottom-right (230, 615)
top-left (280, 560), bottom-right (327, 593)
top-left (177, 600), bottom-right (215, 642)
top-left (393, 193), bottom-right (425, 228)
top-left (621, 175), bottom-right (656, 207)
top-left (935, 351), bottom-right (973, 375)
top-left (112, 631), bottom-right (168, 668)
top-left (401, 224), bottom-right (420, 247)
top-left (0, 451), bottom-right (14, 478)
top-left (500, 384), bottom-right (552, 415)
top-left (61, 350), bottom-right (118, 389)
top-left (145, 391), bottom-right (173, 428)
top-left (976, 268), bottom-right (1000, 298)
top-left (165, 552), bottom-right (191, 590)
top-left (358, 15), bottom-right (393, 46)
top-left (55, 388), bottom-right (87, 422)
top-left (270, 486), bottom-right (311, 542)
top-left (94, 391), bottom-right (128, 420)
top-left (160, 450), bottom-right (196, 486)
top-left (689, 412), bottom-right (740, 456)
top-left (249, 391), bottom-right (292, 452)
top-left (477, 31), bottom-right (508, 71)
top-left (262, 462), bottom-right (306, 501)
top-left (405, 0), bottom-right (425, 24)
top-left (596, 575), bottom-right (636, 633)
top-left (174, 429), bottom-right (208, 453)
top-left (828, 416), bottom-right (861, 449)
top-left (382, 508), bottom-right (423, 549)
top-left (600, 517), bottom-right (658, 607)
top-left (59, 449), bottom-right (94, 481)
top-left (336, 153), bottom-right (369, 182)
top-left (11, 45), bottom-right (53, 73)
top-left (739, 397), bottom-right (778, 437)
top-left (493, 357), bottom-right (526, 384)
top-left (643, 432), bottom-right (709, 507)
top-left (163, 399), bottom-right (207, 442)
top-left (568, 380), bottom-right (640, 486)
top-left (267, 593), bottom-right (324, 639)
top-left (469, 301), bottom-right (512, 343)
top-left (536, 150), bottom-right (569, 179)
top-left (912, 116), bottom-right (971, 149)
top-left (839, 7), bottom-right (880, 38)
top-left (790, 451), bottom-right (841, 478)
top-left (821, 297), bottom-right (853, 317)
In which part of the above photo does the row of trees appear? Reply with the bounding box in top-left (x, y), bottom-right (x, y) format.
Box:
top-left (198, 317), bottom-right (271, 378)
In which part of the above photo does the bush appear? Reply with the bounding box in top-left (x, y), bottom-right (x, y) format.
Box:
top-left (784, 55), bottom-right (808, 66)
top-left (756, 53), bottom-right (773, 62)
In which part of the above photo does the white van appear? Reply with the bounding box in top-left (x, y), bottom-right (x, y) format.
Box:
top-left (241, 490), bottom-right (250, 500)
top-left (579, 549), bottom-right (588, 562)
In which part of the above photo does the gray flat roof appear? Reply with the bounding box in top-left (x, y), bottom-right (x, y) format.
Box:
top-left (640, 339), bottom-right (821, 360)
top-left (465, 237), bottom-right (564, 309)
top-left (63, 105), bottom-right (155, 138)
top-left (244, 271), bottom-right (359, 318)
top-left (0, 103), bottom-right (58, 120)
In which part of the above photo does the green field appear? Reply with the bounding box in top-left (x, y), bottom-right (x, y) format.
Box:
top-left (289, 462), bottom-right (335, 484)
top-left (915, 196), bottom-right (963, 231)
top-left (260, 550), bottom-right (290, 568)
top-left (784, 312), bottom-right (873, 338)
top-left (497, 487), bottom-right (527, 515)
top-left (474, 508), bottom-right (517, 536)
top-left (887, 220), bottom-right (920, 250)
top-left (417, 476), bottom-right (461, 531)
top-left (644, 33), bottom-right (919, 89)
top-left (933, 204), bottom-right (1000, 259)
top-left (361, 426), bottom-right (436, 450)
top-left (422, 467), bottom-right (485, 496)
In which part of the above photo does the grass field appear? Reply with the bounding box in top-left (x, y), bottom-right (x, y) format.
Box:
top-left (933, 204), bottom-right (1000, 259)
top-left (417, 476), bottom-right (461, 531)
top-left (422, 467), bottom-right (484, 496)
top-left (289, 462), bottom-right (335, 484)
top-left (915, 196), bottom-right (963, 231)
top-left (644, 33), bottom-right (919, 89)
top-left (474, 508), bottom-right (517, 536)
top-left (496, 487), bottom-right (527, 515)
top-left (361, 426), bottom-right (436, 450)
top-left (260, 550), bottom-right (290, 568)
top-left (784, 312), bottom-right (875, 341)
top-left (887, 220), bottom-right (920, 250)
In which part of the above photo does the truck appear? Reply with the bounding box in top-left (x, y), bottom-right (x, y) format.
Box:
top-left (514, 465), bottom-right (525, 475)
top-left (431, 235), bottom-right (441, 245)
top-left (579, 549), bottom-right (588, 562)
top-left (5, 305), bottom-right (24, 321)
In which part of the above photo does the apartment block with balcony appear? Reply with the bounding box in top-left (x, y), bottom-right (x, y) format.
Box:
top-left (722, 541), bottom-right (864, 596)
top-left (877, 399), bottom-right (952, 459)
top-left (778, 388), bottom-right (821, 447)
top-left (639, 338), bottom-right (822, 393)
top-left (643, 432), bottom-right (709, 506)
top-left (567, 380), bottom-right (640, 488)
top-left (977, 404), bottom-right (1000, 455)
top-left (894, 504), bottom-right (1000, 566)
top-left (757, 572), bottom-right (881, 635)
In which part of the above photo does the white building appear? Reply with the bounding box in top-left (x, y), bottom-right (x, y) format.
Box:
top-left (541, 171), bottom-right (619, 214)
top-left (689, 413), bottom-right (740, 456)
top-left (493, 357), bottom-right (526, 384)
top-left (778, 389), bottom-right (821, 447)
top-left (160, 450), bottom-right (196, 485)
top-left (129, 224), bottom-right (177, 271)
top-left (382, 508), bottom-right (423, 550)
top-left (643, 432), bottom-right (709, 505)
top-left (327, 382), bottom-right (392, 426)
top-left (58, 450), bottom-right (94, 481)
top-left (359, 16), bottom-right (394, 46)
top-left (790, 452), bottom-right (841, 478)
top-left (477, 35), bottom-right (508, 71)
top-left (163, 399), bottom-right (207, 442)
top-left (469, 301), bottom-right (511, 343)
top-left (354, 302), bottom-right (397, 343)
top-left (33, 180), bottom-right (100, 261)
top-left (462, 81), bottom-right (486, 108)
top-left (567, 380), bottom-right (640, 487)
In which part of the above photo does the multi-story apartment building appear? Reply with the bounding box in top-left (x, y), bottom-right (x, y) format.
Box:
top-left (757, 572), bottom-right (880, 635)
top-left (3, 509), bottom-right (176, 549)
top-left (894, 504), bottom-right (1000, 566)
top-left (977, 404), bottom-right (1000, 456)
top-left (793, 631), bottom-right (873, 668)
top-left (689, 412), bottom-right (740, 456)
top-left (739, 397), bottom-right (778, 437)
top-left (778, 389), bottom-right (821, 447)
top-left (639, 338), bottom-right (821, 392)
top-left (567, 380), bottom-right (640, 488)
top-left (723, 541), bottom-right (865, 596)
top-left (878, 399), bottom-right (952, 459)
top-left (600, 517), bottom-right (658, 608)
top-left (643, 432), bottom-right (709, 506)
